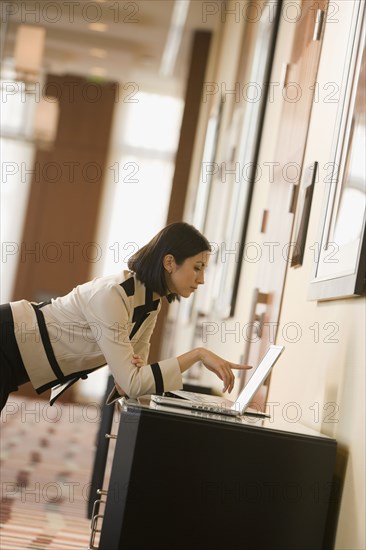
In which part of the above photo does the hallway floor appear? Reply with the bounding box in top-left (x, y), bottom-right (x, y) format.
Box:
top-left (0, 395), bottom-right (100, 549)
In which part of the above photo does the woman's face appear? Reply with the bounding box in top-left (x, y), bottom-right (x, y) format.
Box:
top-left (165, 250), bottom-right (210, 298)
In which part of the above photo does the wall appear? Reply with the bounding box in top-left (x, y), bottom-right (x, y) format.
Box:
top-left (268, 2), bottom-right (365, 547)
top-left (171, 0), bottom-right (365, 547)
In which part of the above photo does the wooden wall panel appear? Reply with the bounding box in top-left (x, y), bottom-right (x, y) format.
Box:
top-left (12, 74), bottom-right (117, 301)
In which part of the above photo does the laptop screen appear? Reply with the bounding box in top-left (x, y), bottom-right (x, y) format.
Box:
top-left (234, 345), bottom-right (284, 411)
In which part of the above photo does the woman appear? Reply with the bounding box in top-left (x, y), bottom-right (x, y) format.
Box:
top-left (0, 222), bottom-right (250, 412)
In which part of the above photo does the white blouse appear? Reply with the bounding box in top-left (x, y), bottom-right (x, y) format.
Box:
top-left (10, 271), bottom-right (182, 404)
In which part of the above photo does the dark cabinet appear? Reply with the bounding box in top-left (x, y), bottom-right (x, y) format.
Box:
top-left (95, 403), bottom-right (337, 550)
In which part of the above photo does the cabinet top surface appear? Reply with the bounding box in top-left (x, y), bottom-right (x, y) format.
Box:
top-left (117, 397), bottom-right (336, 444)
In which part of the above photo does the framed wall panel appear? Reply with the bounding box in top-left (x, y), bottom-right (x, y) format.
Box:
top-left (214, 0), bottom-right (282, 318)
top-left (308, 2), bottom-right (366, 300)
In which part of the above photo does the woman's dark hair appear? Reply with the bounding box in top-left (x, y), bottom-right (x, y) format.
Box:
top-left (128, 222), bottom-right (211, 302)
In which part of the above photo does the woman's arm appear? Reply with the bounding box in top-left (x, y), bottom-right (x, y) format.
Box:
top-left (177, 347), bottom-right (251, 394)
top-left (114, 353), bottom-right (144, 396)
top-left (114, 349), bottom-right (250, 397)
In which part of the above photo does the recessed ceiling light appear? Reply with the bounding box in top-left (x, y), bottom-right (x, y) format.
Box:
top-left (88, 23), bottom-right (108, 32)
top-left (90, 48), bottom-right (107, 58)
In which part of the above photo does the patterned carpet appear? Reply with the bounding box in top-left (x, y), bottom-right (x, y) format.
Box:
top-left (0, 395), bottom-right (102, 549)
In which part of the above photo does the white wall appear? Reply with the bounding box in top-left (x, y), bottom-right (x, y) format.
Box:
top-left (171, 1), bottom-right (365, 547)
top-left (267, 2), bottom-right (365, 546)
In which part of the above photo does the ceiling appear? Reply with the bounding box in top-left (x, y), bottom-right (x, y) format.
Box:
top-left (2, 0), bottom-right (220, 96)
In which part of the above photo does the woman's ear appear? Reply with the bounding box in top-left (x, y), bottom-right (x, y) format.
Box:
top-left (163, 254), bottom-right (176, 273)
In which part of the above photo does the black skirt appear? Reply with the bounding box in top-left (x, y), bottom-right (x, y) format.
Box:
top-left (0, 303), bottom-right (30, 412)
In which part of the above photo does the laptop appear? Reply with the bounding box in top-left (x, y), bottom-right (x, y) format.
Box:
top-left (151, 345), bottom-right (284, 417)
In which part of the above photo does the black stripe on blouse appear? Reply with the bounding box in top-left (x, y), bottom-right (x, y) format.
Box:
top-left (120, 276), bottom-right (135, 297)
top-left (130, 299), bottom-right (159, 340)
top-left (31, 304), bottom-right (64, 381)
top-left (150, 363), bottom-right (164, 394)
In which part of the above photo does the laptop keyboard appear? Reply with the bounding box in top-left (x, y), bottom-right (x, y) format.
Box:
top-left (169, 390), bottom-right (223, 404)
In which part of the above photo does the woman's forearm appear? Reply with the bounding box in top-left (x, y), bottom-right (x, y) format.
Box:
top-left (177, 347), bottom-right (203, 373)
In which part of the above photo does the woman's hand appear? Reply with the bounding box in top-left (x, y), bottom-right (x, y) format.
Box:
top-left (177, 348), bottom-right (252, 393)
top-left (199, 348), bottom-right (251, 394)
top-left (115, 354), bottom-right (144, 395)
top-left (177, 348), bottom-right (251, 393)
top-left (131, 353), bottom-right (144, 368)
